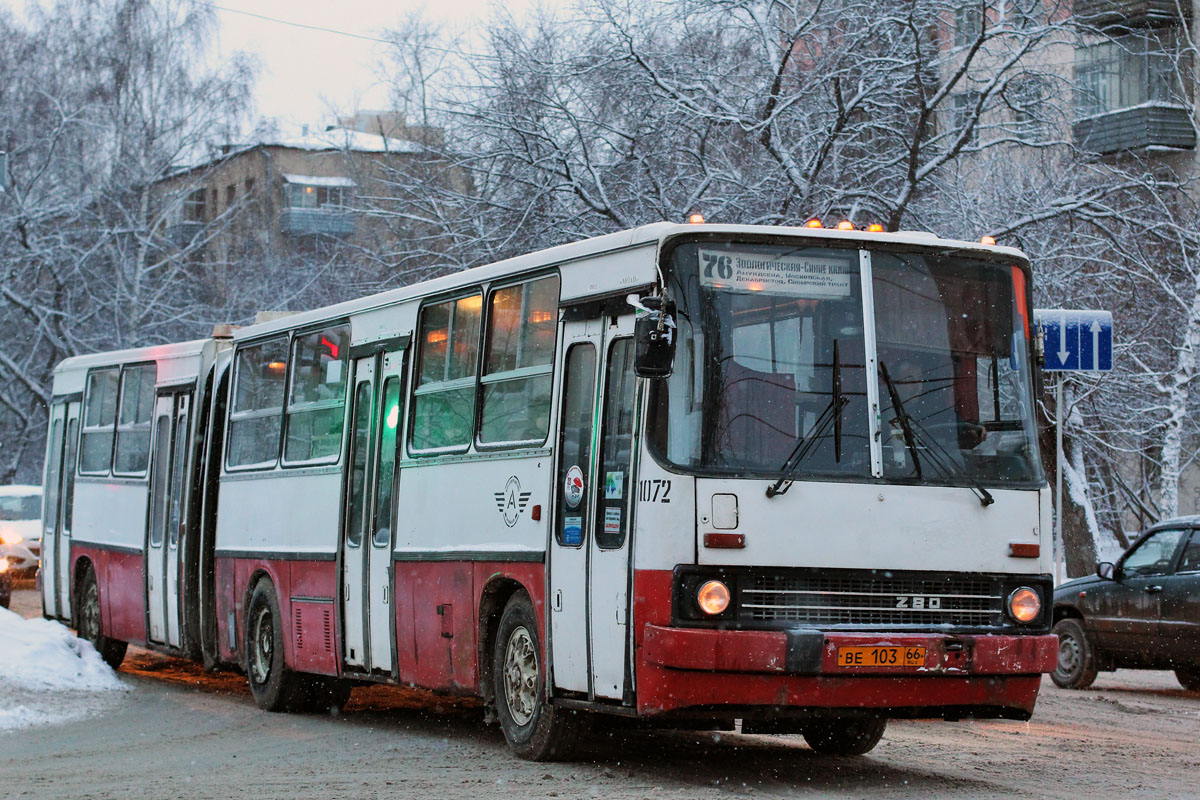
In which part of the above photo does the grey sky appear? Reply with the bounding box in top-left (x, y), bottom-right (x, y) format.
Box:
top-left (209, 0), bottom-right (539, 134)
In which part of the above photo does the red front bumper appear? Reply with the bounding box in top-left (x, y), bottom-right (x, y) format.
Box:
top-left (635, 624), bottom-right (1057, 718)
top-left (643, 626), bottom-right (1058, 676)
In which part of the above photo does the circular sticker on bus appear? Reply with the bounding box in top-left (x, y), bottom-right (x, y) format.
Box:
top-left (564, 465), bottom-right (585, 509)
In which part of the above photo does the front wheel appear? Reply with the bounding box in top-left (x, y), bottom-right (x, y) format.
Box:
top-left (75, 565), bottom-right (127, 669)
top-left (492, 593), bottom-right (585, 761)
top-left (1176, 669), bottom-right (1200, 692)
top-left (1050, 618), bottom-right (1098, 689)
top-left (802, 717), bottom-right (887, 755)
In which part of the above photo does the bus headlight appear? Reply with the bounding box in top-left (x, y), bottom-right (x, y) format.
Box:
top-left (697, 580), bottom-right (730, 615)
top-left (1007, 587), bottom-right (1041, 623)
top-left (0, 532), bottom-right (21, 545)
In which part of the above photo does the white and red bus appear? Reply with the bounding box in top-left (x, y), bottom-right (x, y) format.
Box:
top-left (41, 222), bottom-right (1057, 759)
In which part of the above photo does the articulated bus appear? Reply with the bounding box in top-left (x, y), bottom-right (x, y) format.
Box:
top-left (41, 222), bottom-right (1058, 759)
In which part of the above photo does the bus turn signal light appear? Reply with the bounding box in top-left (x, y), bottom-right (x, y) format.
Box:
top-left (1008, 587), bottom-right (1041, 623)
top-left (697, 580), bottom-right (730, 615)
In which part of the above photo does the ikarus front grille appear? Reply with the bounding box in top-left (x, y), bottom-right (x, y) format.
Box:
top-left (739, 573), bottom-right (1005, 628)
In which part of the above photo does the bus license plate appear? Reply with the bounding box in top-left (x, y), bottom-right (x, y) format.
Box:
top-left (837, 646), bottom-right (926, 668)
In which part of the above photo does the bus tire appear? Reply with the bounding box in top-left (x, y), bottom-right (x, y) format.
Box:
top-left (75, 564), bottom-right (127, 669)
top-left (492, 593), bottom-right (584, 761)
top-left (245, 577), bottom-right (304, 712)
top-left (1050, 618), bottom-right (1097, 689)
top-left (1175, 668), bottom-right (1200, 692)
top-left (802, 717), bottom-right (886, 755)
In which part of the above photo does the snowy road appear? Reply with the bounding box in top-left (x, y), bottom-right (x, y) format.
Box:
top-left (2, 588), bottom-right (1197, 799)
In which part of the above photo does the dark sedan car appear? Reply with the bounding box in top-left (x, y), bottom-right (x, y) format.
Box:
top-left (1052, 518), bottom-right (1200, 691)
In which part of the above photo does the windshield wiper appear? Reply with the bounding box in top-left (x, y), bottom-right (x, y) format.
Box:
top-left (879, 361), bottom-right (994, 508)
top-left (766, 340), bottom-right (848, 499)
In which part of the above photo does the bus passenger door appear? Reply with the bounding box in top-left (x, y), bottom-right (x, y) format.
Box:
top-left (588, 324), bottom-right (638, 700)
top-left (41, 400), bottom-right (78, 620)
top-left (341, 350), bottom-right (403, 675)
top-left (146, 390), bottom-right (191, 647)
top-left (342, 357), bottom-right (375, 669)
top-left (549, 320), bottom-right (601, 694)
top-left (365, 351), bottom-right (403, 675)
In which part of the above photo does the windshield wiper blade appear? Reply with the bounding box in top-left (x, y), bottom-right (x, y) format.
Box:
top-left (879, 361), bottom-right (994, 508)
top-left (766, 341), bottom-right (848, 499)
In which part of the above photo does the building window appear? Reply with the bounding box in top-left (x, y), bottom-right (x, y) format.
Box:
top-left (1075, 32), bottom-right (1180, 119)
top-left (951, 91), bottom-right (982, 145)
top-left (955, 4), bottom-right (982, 46)
top-left (225, 184), bottom-right (236, 206)
top-left (182, 189), bottom-right (206, 223)
top-left (411, 293), bottom-right (482, 453)
top-left (285, 183), bottom-right (347, 209)
top-left (1006, 75), bottom-right (1047, 137)
top-left (479, 275), bottom-right (559, 446)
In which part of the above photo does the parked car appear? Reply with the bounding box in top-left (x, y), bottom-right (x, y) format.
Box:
top-left (0, 485), bottom-right (42, 573)
top-left (0, 554), bottom-right (11, 609)
top-left (1052, 518), bottom-right (1200, 692)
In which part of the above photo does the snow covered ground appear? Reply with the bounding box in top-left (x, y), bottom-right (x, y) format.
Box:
top-left (0, 607), bottom-right (127, 732)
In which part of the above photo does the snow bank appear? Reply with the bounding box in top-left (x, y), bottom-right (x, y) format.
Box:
top-left (0, 607), bottom-right (126, 692)
top-left (0, 607), bottom-right (127, 731)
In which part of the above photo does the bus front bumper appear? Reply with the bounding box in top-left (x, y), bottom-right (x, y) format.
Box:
top-left (637, 625), bottom-right (1057, 719)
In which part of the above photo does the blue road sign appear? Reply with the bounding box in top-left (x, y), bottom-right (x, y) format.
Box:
top-left (1034, 309), bottom-right (1113, 372)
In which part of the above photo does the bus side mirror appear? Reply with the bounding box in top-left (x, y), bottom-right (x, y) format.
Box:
top-left (633, 297), bottom-right (676, 379)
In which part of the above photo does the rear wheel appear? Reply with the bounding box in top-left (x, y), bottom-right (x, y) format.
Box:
top-left (1050, 618), bottom-right (1097, 689)
top-left (75, 565), bottom-right (127, 669)
top-left (492, 593), bottom-right (585, 761)
top-left (802, 717), bottom-right (887, 755)
top-left (1175, 669), bottom-right (1200, 692)
top-left (245, 578), bottom-right (306, 711)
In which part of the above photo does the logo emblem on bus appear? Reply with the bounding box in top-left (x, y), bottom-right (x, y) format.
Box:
top-left (494, 476), bottom-right (531, 527)
top-left (564, 465), bottom-right (584, 509)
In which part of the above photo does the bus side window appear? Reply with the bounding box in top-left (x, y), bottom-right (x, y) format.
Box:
top-left (80, 369), bottom-right (119, 474)
top-left (479, 275), bottom-right (558, 447)
top-left (227, 337), bottom-right (289, 469)
top-left (411, 293), bottom-right (482, 453)
top-left (556, 343), bottom-right (596, 547)
top-left (595, 339), bottom-right (636, 550)
top-left (284, 325), bottom-right (349, 465)
top-left (114, 364), bottom-right (156, 475)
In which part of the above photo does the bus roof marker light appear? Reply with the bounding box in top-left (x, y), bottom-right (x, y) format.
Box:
top-left (836, 220), bottom-right (855, 231)
top-left (867, 224), bottom-right (885, 233)
top-left (805, 218), bottom-right (823, 229)
top-left (981, 235), bottom-right (997, 245)
top-left (687, 213), bottom-right (705, 225)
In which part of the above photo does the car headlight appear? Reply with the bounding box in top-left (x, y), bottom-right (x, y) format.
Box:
top-left (697, 580), bottom-right (731, 615)
top-left (1007, 586), bottom-right (1041, 623)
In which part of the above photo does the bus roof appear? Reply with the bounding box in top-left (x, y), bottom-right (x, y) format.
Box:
top-left (231, 223), bottom-right (1028, 343)
top-left (52, 339), bottom-right (219, 397)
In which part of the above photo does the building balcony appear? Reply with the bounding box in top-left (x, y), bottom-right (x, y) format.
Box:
top-left (1073, 104), bottom-right (1195, 154)
top-left (280, 207), bottom-right (356, 237)
top-left (164, 220), bottom-right (205, 249)
top-left (1074, 0), bottom-right (1190, 29)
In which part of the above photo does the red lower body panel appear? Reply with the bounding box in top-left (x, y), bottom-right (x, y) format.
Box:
top-left (633, 568), bottom-right (1054, 719)
top-left (70, 543), bottom-right (146, 645)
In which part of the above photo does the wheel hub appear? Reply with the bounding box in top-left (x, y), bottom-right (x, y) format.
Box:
top-left (502, 626), bottom-right (538, 726)
top-left (1057, 633), bottom-right (1080, 673)
top-left (251, 606), bottom-right (273, 685)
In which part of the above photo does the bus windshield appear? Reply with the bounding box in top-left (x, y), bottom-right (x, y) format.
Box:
top-left (648, 239), bottom-right (1043, 486)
